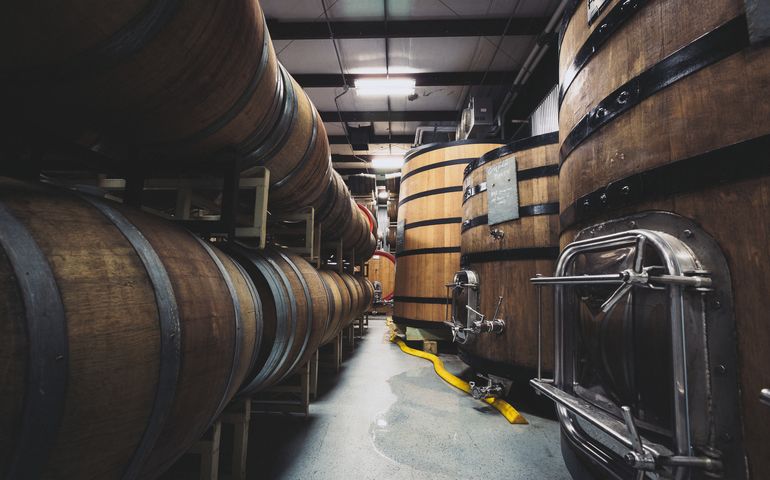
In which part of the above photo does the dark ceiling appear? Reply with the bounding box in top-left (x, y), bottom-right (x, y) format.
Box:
top-left (260, 0), bottom-right (563, 166)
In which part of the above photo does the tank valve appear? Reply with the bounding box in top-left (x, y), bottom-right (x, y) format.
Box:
top-left (466, 296), bottom-right (506, 334)
top-left (469, 374), bottom-right (504, 400)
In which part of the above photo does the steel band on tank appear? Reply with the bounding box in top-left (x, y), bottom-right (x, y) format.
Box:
top-left (560, 16), bottom-right (750, 164)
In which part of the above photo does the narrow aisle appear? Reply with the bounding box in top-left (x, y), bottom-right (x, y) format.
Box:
top-left (247, 318), bottom-right (571, 480)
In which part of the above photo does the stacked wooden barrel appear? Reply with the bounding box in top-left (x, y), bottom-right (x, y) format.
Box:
top-left (386, 225), bottom-right (397, 249)
top-left (347, 175), bottom-right (376, 196)
top-left (0, 9), bottom-right (377, 477)
top-left (0, 0), bottom-right (376, 260)
top-left (367, 251), bottom-right (396, 301)
top-left (0, 179), bottom-right (257, 479)
top-left (0, 178), bottom-right (372, 479)
top-left (558, 0), bottom-right (769, 477)
top-left (393, 140), bottom-right (502, 327)
top-left (458, 133), bottom-right (559, 377)
top-left (316, 171), bottom-right (378, 259)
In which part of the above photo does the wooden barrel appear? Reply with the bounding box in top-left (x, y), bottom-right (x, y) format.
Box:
top-left (339, 272), bottom-right (363, 325)
top-left (267, 250), bottom-right (329, 374)
top-left (386, 225), bottom-right (396, 249)
top-left (341, 201), bottom-right (368, 252)
top-left (318, 270), bottom-right (347, 345)
top-left (2, 1), bottom-right (280, 164)
top-left (458, 133), bottom-right (559, 377)
top-left (225, 246), bottom-right (329, 392)
top-left (318, 171), bottom-right (355, 241)
top-left (386, 177), bottom-right (401, 194)
top-left (357, 202), bottom-right (377, 235)
top-left (0, 178), bottom-right (259, 479)
top-left (393, 140), bottom-right (502, 327)
top-left (367, 250), bottom-right (396, 300)
top-left (248, 68), bottom-right (333, 212)
top-left (387, 198), bottom-right (398, 222)
top-left (347, 175), bottom-right (376, 196)
top-left (324, 196), bottom-right (377, 262)
top-left (357, 276), bottom-right (375, 313)
top-left (558, 1), bottom-right (770, 477)
top-left (355, 230), bottom-right (378, 262)
top-left (1, 3), bottom-right (340, 214)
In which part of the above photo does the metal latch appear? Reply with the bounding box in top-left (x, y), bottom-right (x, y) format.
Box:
top-left (469, 374), bottom-right (504, 400)
top-left (761, 388), bottom-right (770, 408)
top-left (621, 406), bottom-right (656, 479)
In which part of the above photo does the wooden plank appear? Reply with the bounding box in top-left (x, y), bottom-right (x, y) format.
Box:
top-left (187, 422), bottom-right (221, 480)
top-left (423, 340), bottom-right (438, 355)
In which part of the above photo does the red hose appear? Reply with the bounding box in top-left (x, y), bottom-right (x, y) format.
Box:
top-left (356, 203), bottom-right (376, 233)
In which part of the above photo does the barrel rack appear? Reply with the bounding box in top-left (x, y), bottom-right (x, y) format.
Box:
top-left (106, 161), bottom-right (372, 480)
top-left (9, 150), bottom-right (373, 480)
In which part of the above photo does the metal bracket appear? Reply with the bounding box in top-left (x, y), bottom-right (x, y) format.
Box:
top-left (621, 406), bottom-right (656, 479)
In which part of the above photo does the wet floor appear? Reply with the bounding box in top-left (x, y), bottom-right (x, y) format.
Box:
top-left (245, 317), bottom-right (571, 480)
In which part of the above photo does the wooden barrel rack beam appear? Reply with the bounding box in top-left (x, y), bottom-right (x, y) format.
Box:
top-left (393, 140), bottom-right (503, 328)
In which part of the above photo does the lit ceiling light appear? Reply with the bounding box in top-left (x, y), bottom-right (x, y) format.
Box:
top-left (355, 77), bottom-right (416, 97)
top-left (371, 156), bottom-right (404, 170)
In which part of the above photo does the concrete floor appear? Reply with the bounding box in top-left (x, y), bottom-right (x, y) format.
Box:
top-left (245, 317), bottom-right (571, 480)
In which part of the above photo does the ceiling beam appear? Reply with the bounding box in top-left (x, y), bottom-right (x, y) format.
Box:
top-left (266, 17), bottom-right (548, 40)
top-left (328, 134), bottom-right (413, 144)
top-left (320, 110), bottom-right (458, 123)
top-left (296, 71), bottom-right (516, 88)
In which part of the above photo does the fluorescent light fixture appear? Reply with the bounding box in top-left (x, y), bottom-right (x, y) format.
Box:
top-left (355, 77), bottom-right (416, 97)
top-left (384, 172), bottom-right (402, 179)
top-left (348, 67), bottom-right (422, 75)
top-left (371, 156), bottom-right (404, 170)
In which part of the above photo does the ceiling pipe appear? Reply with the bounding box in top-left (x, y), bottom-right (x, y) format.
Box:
top-left (494, 0), bottom-right (569, 137)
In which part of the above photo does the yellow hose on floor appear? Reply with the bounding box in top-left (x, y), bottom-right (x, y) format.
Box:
top-left (389, 332), bottom-right (527, 425)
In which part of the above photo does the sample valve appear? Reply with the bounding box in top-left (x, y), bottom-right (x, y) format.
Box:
top-left (469, 374), bottom-right (504, 400)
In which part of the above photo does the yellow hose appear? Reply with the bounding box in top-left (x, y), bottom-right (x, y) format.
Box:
top-left (390, 333), bottom-right (527, 425)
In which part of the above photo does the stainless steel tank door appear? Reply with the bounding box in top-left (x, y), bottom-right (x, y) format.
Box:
top-left (530, 212), bottom-right (745, 480)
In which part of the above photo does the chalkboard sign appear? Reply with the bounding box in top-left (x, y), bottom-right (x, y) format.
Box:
top-left (487, 156), bottom-right (519, 226)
